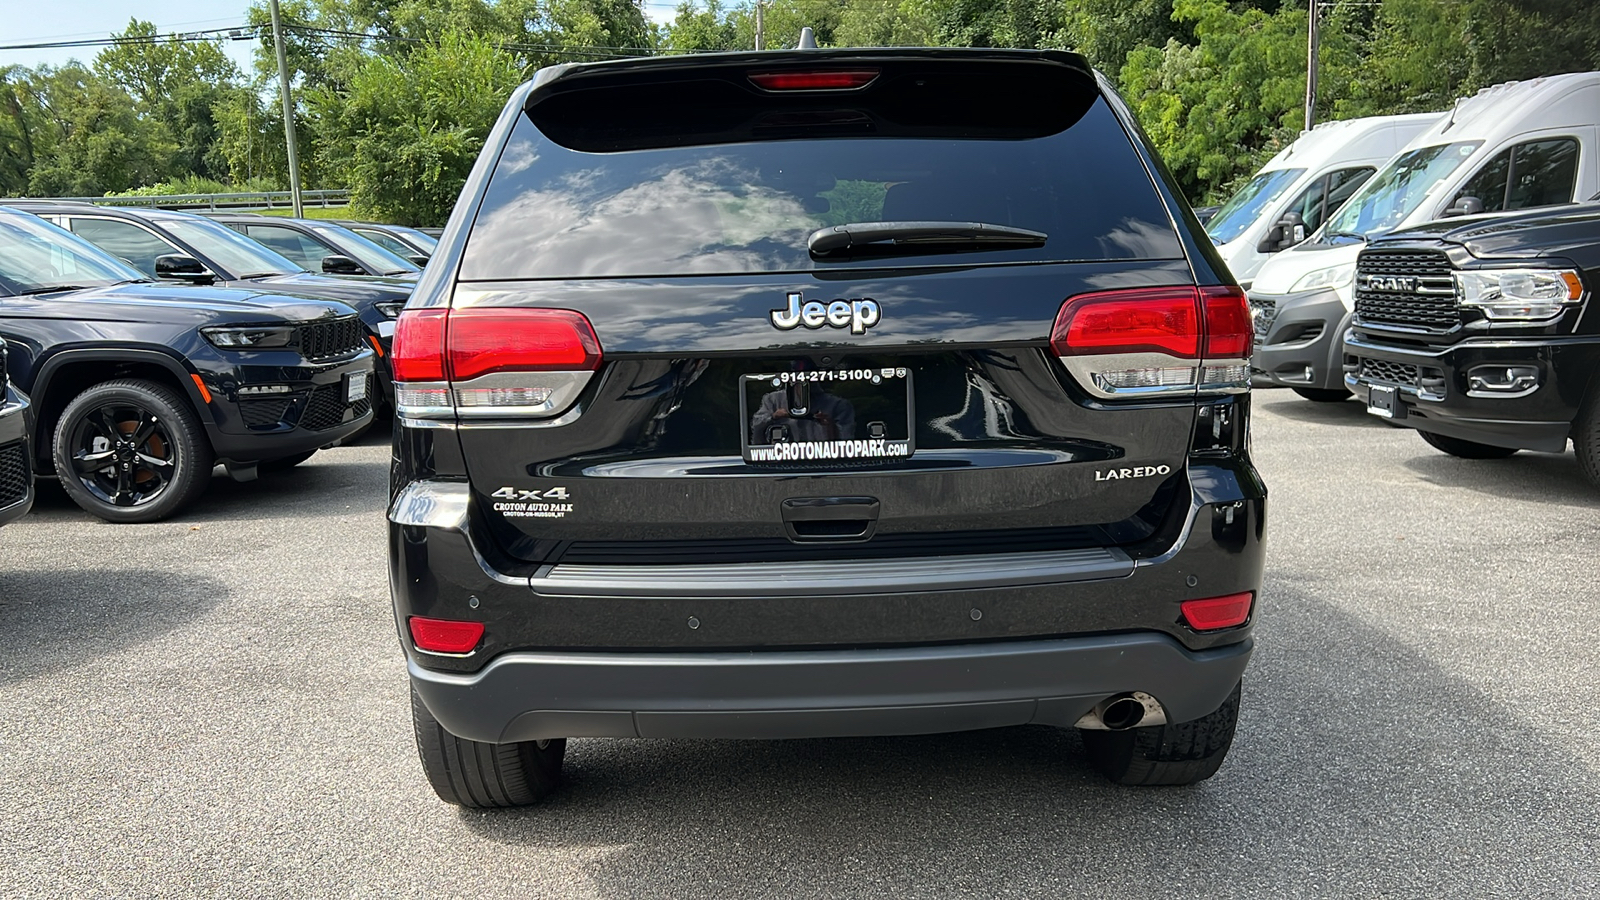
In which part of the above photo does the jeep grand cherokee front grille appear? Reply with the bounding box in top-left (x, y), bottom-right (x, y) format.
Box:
top-left (1355, 249), bottom-right (1458, 330)
top-left (298, 377), bottom-right (371, 431)
top-left (295, 316), bottom-right (365, 361)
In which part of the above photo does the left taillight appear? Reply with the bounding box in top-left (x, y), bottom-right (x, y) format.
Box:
top-left (1050, 285), bottom-right (1251, 398)
top-left (391, 306), bottom-right (603, 420)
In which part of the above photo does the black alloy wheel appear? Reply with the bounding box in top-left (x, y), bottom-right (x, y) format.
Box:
top-left (52, 379), bottom-right (214, 523)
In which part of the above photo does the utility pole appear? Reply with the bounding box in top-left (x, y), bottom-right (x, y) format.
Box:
top-left (268, 0), bottom-right (304, 217)
top-left (755, 2), bottom-right (765, 51)
top-left (1304, 0), bottom-right (1319, 132)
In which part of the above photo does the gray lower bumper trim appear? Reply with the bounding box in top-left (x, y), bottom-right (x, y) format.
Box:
top-left (537, 547), bottom-right (1133, 598)
top-left (410, 633), bottom-right (1252, 743)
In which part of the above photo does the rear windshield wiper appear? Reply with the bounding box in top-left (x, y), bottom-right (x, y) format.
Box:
top-left (808, 221), bottom-right (1048, 258)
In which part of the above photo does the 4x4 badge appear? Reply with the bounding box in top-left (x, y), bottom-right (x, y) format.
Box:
top-left (771, 291), bottom-right (881, 335)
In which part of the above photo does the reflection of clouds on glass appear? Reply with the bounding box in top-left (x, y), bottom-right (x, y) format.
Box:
top-left (1097, 218), bottom-right (1184, 259)
top-left (463, 157), bottom-right (819, 279)
top-left (497, 138), bottom-right (540, 175)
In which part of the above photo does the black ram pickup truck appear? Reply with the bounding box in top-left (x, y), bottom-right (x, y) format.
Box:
top-left (390, 47), bottom-right (1267, 806)
top-left (0, 208), bottom-right (375, 523)
top-left (1345, 203), bottom-right (1600, 484)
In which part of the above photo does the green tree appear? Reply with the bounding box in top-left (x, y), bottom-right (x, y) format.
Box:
top-left (12, 64), bottom-right (173, 196)
top-left (307, 29), bottom-right (527, 223)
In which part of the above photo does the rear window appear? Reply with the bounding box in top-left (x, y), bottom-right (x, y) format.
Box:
top-left (460, 62), bottom-right (1183, 280)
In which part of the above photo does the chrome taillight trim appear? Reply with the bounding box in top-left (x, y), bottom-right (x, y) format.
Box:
top-left (1059, 352), bottom-right (1199, 399)
top-left (451, 371), bottom-right (593, 418)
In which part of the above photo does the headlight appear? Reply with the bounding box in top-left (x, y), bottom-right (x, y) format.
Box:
top-left (1290, 263), bottom-right (1356, 293)
top-left (1455, 268), bottom-right (1584, 320)
top-left (376, 302), bottom-right (405, 318)
top-left (201, 325), bottom-right (294, 348)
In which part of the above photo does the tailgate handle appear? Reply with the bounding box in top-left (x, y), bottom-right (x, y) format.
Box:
top-left (782, 496), bottom-right (880, 543)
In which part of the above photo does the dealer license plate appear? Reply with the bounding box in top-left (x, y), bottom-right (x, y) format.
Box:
top-left (740, 367), bottom-right (914, 464)
top-left (346, 373), bottom-right (368, 403)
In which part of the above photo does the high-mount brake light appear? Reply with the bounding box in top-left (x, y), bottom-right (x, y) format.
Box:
top-left (392, 306), bottom-right (603, 421)
top-left (748, 70), bottom-right (879, 91)
top-left (1051, 286), bottom-right (1253, 398)
top-left (408, 616), bottom-right (485, 655)
top-left (1181, 592), bottom-right (1254, 631)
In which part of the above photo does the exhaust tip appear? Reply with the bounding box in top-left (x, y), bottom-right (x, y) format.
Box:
top-left (1074, 691), bottom-right (1169, 731)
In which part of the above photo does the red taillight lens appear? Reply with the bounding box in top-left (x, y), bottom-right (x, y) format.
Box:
top-left (392, 308), bottom-right (447, 382)
top-left (408, 616), bottom-right (485, 654)
top-left (1202, 285), bottom-right (1253, 358)
top-left (446, 309), bottom-right (602, 381)
top-left (1180, 592), bottom-right (1254, 631)
top-left (748, 69), bottom-right (879, 91)
top-left (1051, 287), bottom-right (1202, 358)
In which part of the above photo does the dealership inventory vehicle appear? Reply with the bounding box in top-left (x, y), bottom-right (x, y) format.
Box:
top-left (389, 48), bottom-right (1266, 806)
top-left (1250, 73), bottom-right (1600, 401)
top-left (1207, 113), bottom-right (1440, 287)
top-left (7, 203), bottom-right (409, 414)
top-left (0, 342), bottom-right (33, 528)
top-left (0, 208), bottom-right (375, 522)
top-left (1345, 202), bottom-right (1600, 483)
top-left (208, 214), bottom-right (423, 279)
top-left (333, 221), bottom-right (438, 266)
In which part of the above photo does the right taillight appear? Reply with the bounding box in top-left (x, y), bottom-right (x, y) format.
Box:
top-left (392, 306), bottom-right (603, 420)
top-left (1051, 285), bottom-right (1251, 398)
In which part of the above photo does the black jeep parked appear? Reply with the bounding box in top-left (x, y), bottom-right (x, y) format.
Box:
top-left (390, 48), bottom-right (1266, 806)
top-left (6, 203), bottom-right (409, 413)
top-left (0, 208), bottom-right (375, 523)
top-left (0, 340), bottom-right (33, 528)
top-left (1345, 203), bottom-right (1600, 484)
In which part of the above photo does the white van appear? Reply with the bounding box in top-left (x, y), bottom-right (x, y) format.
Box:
top-left (1207, 113), bottom-right (1442, 286)
top-left (1249, 72), bottom-right (1600, 400)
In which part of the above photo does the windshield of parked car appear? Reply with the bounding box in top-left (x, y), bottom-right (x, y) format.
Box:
top-left (163, 216), bottom-right (303, 278)
top-left (1205, 168), bottom-right (1305, 244)
top-left (0, 211), bottom-right (147, 296)
top-left (395, 227), bottom-right (438, 252)
top-left (1320, 141), bottom-right (1483, 241)
top-left (310, 224), bottom-right (421, 275)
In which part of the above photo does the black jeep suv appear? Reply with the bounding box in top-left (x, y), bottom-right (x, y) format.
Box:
top-left (0, 208), bottom-right (375, 523)
top-left (7, 203), bottom-right (410, 414)
top-left (0, 340), bottom-right (33, 528)
top-left (1345, 203), bottom-right (1600, 483)
top-left (389, 49), bottom-right (1266, 806)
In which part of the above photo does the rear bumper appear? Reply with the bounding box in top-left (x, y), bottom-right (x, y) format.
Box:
top-left (409, 633), bottom-right (1253, 743)
top-left (1343, 331), bottom-right (1599, 452)
top-left (1249, 288), bottom-right (1350, 391)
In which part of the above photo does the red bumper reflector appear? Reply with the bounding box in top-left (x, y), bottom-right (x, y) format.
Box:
top-left (1181, 592), bottom-right (1254, 631)
top-left (748, 70), bottom-right (879, 91)
top-left (409, 616), bottom-right (485, 654)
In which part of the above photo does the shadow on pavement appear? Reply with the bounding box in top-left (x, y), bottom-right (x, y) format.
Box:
top-left (1400, 449), bottom-right (1600, 508)
top-left (0, 568), bottom-right (228, 686)
top-left (450, 590), bottom-right (1600, 898)
top-left (1253, 393), bottom-right (1393, 430)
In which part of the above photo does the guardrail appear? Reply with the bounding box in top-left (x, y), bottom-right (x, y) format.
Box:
top-left (0, 189), bottom-right (351, 212)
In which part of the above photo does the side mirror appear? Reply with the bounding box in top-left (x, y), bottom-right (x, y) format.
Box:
top-left (154, 254), bottom-right (215, 283)
top-left (1277, 211), bottom-right (1306, 250)
top-left (407, 254), bottom-right (430, 267)
top-left (1441, 196), bottom-right (1485, 218)
top-left (320, 254), bottom-right (365, 276)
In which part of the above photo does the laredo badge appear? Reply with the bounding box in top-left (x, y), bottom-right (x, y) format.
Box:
top-left (490, 486), bottom-right (574, 518)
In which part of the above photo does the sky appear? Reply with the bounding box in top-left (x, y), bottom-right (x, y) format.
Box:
top-left (0, 0), bottom-right (681, 73)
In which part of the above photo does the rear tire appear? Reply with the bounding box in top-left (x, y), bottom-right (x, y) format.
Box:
top-left (1081, 681), bottom-right (1240, 786)
top-left (411, 686), bottom-right (565, 808)
top-left (1573, 389), bottom-right (1600, 488)
top-left (1418, 430), bottom-right (1518, 459)
top-left (1291, 387), bottom-right (1351, 402)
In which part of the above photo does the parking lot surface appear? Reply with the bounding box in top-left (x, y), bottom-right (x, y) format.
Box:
top-left (2, 390), bottom-right (1597, 898)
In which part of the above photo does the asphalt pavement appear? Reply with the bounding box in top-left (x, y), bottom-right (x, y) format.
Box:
top-left (2, 390), bottom-right (1597, 898)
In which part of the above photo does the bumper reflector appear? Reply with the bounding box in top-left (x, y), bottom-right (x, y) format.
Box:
top-left (1181, 592), bottom-right (1253, 631)
top-left (409, 616), bottom-right (485, 654)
